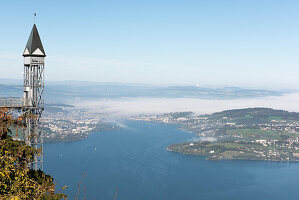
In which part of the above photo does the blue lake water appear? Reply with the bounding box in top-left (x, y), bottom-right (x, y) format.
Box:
top-left (44, 120), bottom-right (299, 200)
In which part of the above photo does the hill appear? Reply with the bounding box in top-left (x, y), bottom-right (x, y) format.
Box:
top-left (137, 108), bottom-right (299, 161)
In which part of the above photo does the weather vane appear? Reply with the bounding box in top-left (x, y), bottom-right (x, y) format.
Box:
top-left (34, 13), bottom-right (36, 24)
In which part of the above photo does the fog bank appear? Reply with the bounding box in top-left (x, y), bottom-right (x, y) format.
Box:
top-left (73, 93), bottom-right (299, 117)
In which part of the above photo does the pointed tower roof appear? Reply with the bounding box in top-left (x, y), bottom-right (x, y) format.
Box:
top-left (23, 24), bottom-right (46, 57)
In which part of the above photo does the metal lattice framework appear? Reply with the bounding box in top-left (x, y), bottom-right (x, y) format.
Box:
top-left (0, 24), bottom-right (46, 170)
top-left (23, 62), bottom-right (45, 170)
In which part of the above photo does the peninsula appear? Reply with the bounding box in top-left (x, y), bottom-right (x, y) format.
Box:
top-left (135, 108), bottom-right (299, 161)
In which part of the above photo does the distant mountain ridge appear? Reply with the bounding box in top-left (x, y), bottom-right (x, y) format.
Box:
top-left (0, 81), bottom-right (285, 104)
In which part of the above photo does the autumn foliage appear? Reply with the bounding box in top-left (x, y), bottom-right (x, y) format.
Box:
top-left (0, 108), bottom-right (67, 199)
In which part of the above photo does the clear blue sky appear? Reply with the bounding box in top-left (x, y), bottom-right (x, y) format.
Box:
top-left (0, 0), bottom-right (298, 89)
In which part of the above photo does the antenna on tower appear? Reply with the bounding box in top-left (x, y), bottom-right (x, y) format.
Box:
top-left (34, 13), bottom-right (36, 24)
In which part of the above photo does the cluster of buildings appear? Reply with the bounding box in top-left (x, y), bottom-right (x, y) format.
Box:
top-left (41, 106), bottom-right (112, 142)
top-left (134, 112), bottom-right (299, 138)
top-left (134, 111), bottom-right (299, 161)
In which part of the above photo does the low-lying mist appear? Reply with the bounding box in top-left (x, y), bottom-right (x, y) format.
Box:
top-left (73, 92), bottom-right (299, 118)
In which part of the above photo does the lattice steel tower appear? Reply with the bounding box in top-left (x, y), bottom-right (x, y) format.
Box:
top-left (0, 24), bottom-right (46, 170)
top-left (22, 24), bottom-right (46, 170)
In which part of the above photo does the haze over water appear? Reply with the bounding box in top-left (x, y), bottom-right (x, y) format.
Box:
top-left (74, 92), bottom-right (299, 118)
top-left (44, 120), bottom-right (299, 200)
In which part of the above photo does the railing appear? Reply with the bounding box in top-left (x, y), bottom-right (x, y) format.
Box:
top-left (0, 97), bottom-right (44, 108)
top-left (0, 97), bottom-right (24, 108)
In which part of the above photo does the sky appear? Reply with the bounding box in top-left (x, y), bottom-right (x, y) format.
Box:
top-left (0, 0), bottom-right (298, 89)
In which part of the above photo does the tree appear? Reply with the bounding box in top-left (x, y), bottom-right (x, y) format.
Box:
top-left (0, 108), bottom-right (67, 199)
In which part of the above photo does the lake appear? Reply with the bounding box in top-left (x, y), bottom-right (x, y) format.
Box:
top-left (44, 120), bottom-right (299, 200)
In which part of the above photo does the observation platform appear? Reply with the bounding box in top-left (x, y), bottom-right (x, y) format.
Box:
top-left (0, 97), bottom-right (44, 109)
top-left (0, 97), bottom-right (26, 109)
